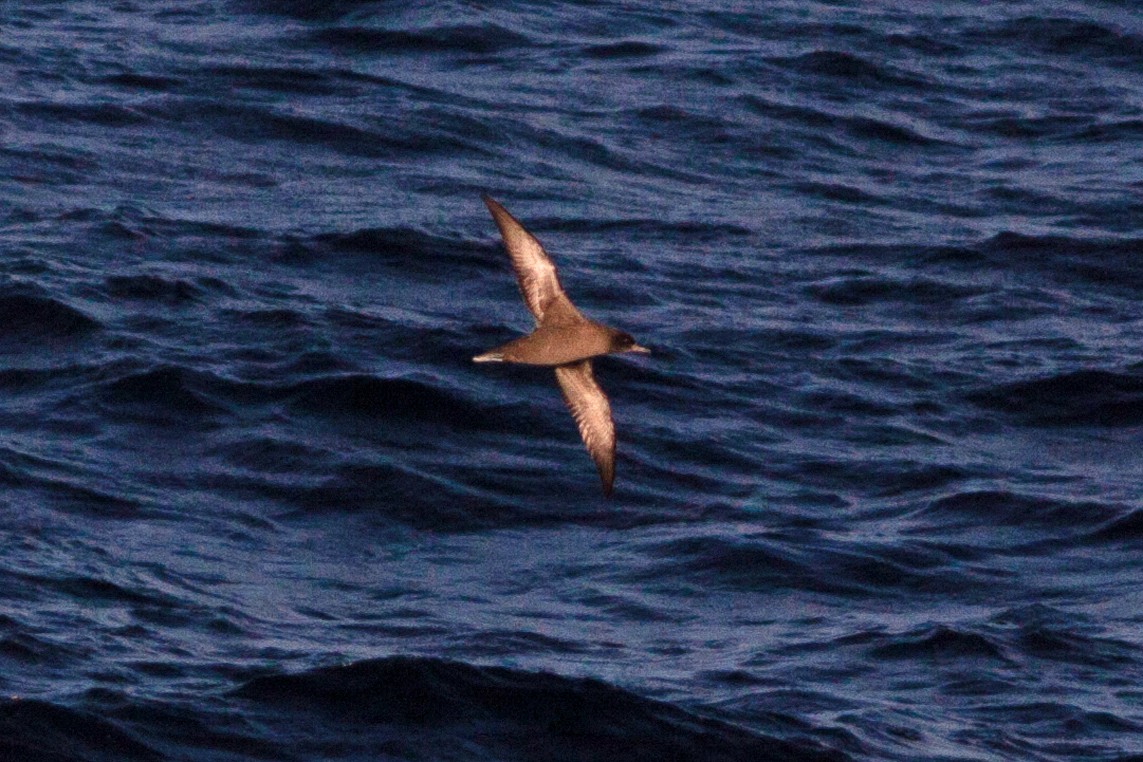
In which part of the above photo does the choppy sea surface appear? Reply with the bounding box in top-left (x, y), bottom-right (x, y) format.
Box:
top-left (2, 1), bottom-right (1142, 760)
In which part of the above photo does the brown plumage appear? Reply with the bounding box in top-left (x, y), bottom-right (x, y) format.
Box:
top-left (474, 195), bottom-right (649, 496)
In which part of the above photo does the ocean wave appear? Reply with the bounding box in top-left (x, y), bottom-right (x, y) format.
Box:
top-left (0, 293), bottom-right (100, 344)
top-left (992, 604), bottom-right (1139, 669)
top-left (1091, 509), bottom-right (1143, 544)
top-left (199, 63), bottom-right (357, 97)
top-left (921, 490), bottom-right (1121, 530)
top-left (0, 699), bottom-right (160, 762)
top-left (285, 374), bottom-right (487, 427)
top-left (639, 531), bottom-right (982, 597)
top-left (103, 274), bottom-right (204, 305)
top-left (584, 40), bottom-right (664, 59)
top-left (14, 100), bottom-right (150, 128)
top-left (982, 232), bottom-right (1143, 291)
top-left (97, 71), bottom-right (185, 92)
top-left (309, 225), bottom-right (498, 272)
top-left (806, 275), bottom-right (976, 306)
top-left (233, 656), bottom-right (846, 762)
top-left (974, 17), bottom-right (1143, 71)
top-left (312, 24), bottom-right (531, 55)
top-left (138, 98), bottom-right (450, 160)
top-left (967, 369), bottom-right (1143, 427)
top-left (773, 49), bottom-right (937, 97)
top-left (236, 0), bottom-right (374, 22)
top-left (867, 623), bottom-right (1011, 662)
top-left (559, 215), bottom-right (754, 240)
top-left (94, 365), bottom-right (234, 424)
top-left (63, 204), bottom-right (260, 249)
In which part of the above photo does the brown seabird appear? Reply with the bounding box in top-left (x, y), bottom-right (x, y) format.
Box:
top-left (474, 195), bottom-right (650, 496)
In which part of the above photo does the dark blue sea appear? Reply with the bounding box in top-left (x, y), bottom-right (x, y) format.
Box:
top-left (2, 1), bottom-right (1142, 760)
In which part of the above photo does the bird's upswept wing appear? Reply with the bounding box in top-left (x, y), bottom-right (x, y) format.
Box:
top-left (483, 195), bottom-right (584, 326)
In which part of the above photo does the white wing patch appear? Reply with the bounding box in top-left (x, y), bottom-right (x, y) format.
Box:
top-left (554, 360), bottom-right (616, 496)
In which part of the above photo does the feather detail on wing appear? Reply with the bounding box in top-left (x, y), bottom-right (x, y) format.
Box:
top-left (483, 195), bottom-right (584, 326)
top-left (554, 360), bottom-right (616, 497)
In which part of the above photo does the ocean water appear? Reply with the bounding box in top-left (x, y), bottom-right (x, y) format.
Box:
top-left (1, 1), bottom-right (1141, 760)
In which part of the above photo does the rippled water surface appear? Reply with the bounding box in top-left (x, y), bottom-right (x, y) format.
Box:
top-left (2, 2), bottom-right (1141, 760)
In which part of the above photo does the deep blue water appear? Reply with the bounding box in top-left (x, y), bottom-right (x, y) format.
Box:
top-left (2, 1), bottom-right (1142, 760)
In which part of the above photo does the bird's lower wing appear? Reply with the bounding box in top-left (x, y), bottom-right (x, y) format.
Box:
top-left (554, 360), bottom-right (616, 496)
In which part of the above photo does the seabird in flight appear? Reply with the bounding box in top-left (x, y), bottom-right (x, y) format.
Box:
top-left (474, 195), bottom-right (649, 496)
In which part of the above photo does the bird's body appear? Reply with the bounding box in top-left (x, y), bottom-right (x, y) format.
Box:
top-left (474, 195), bottom-right (649, 496)
top-left (474, 320), bottom-right (625, 366)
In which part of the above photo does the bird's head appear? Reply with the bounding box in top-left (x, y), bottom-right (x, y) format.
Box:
top-left (611, 330), bottom-right (650, 355)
